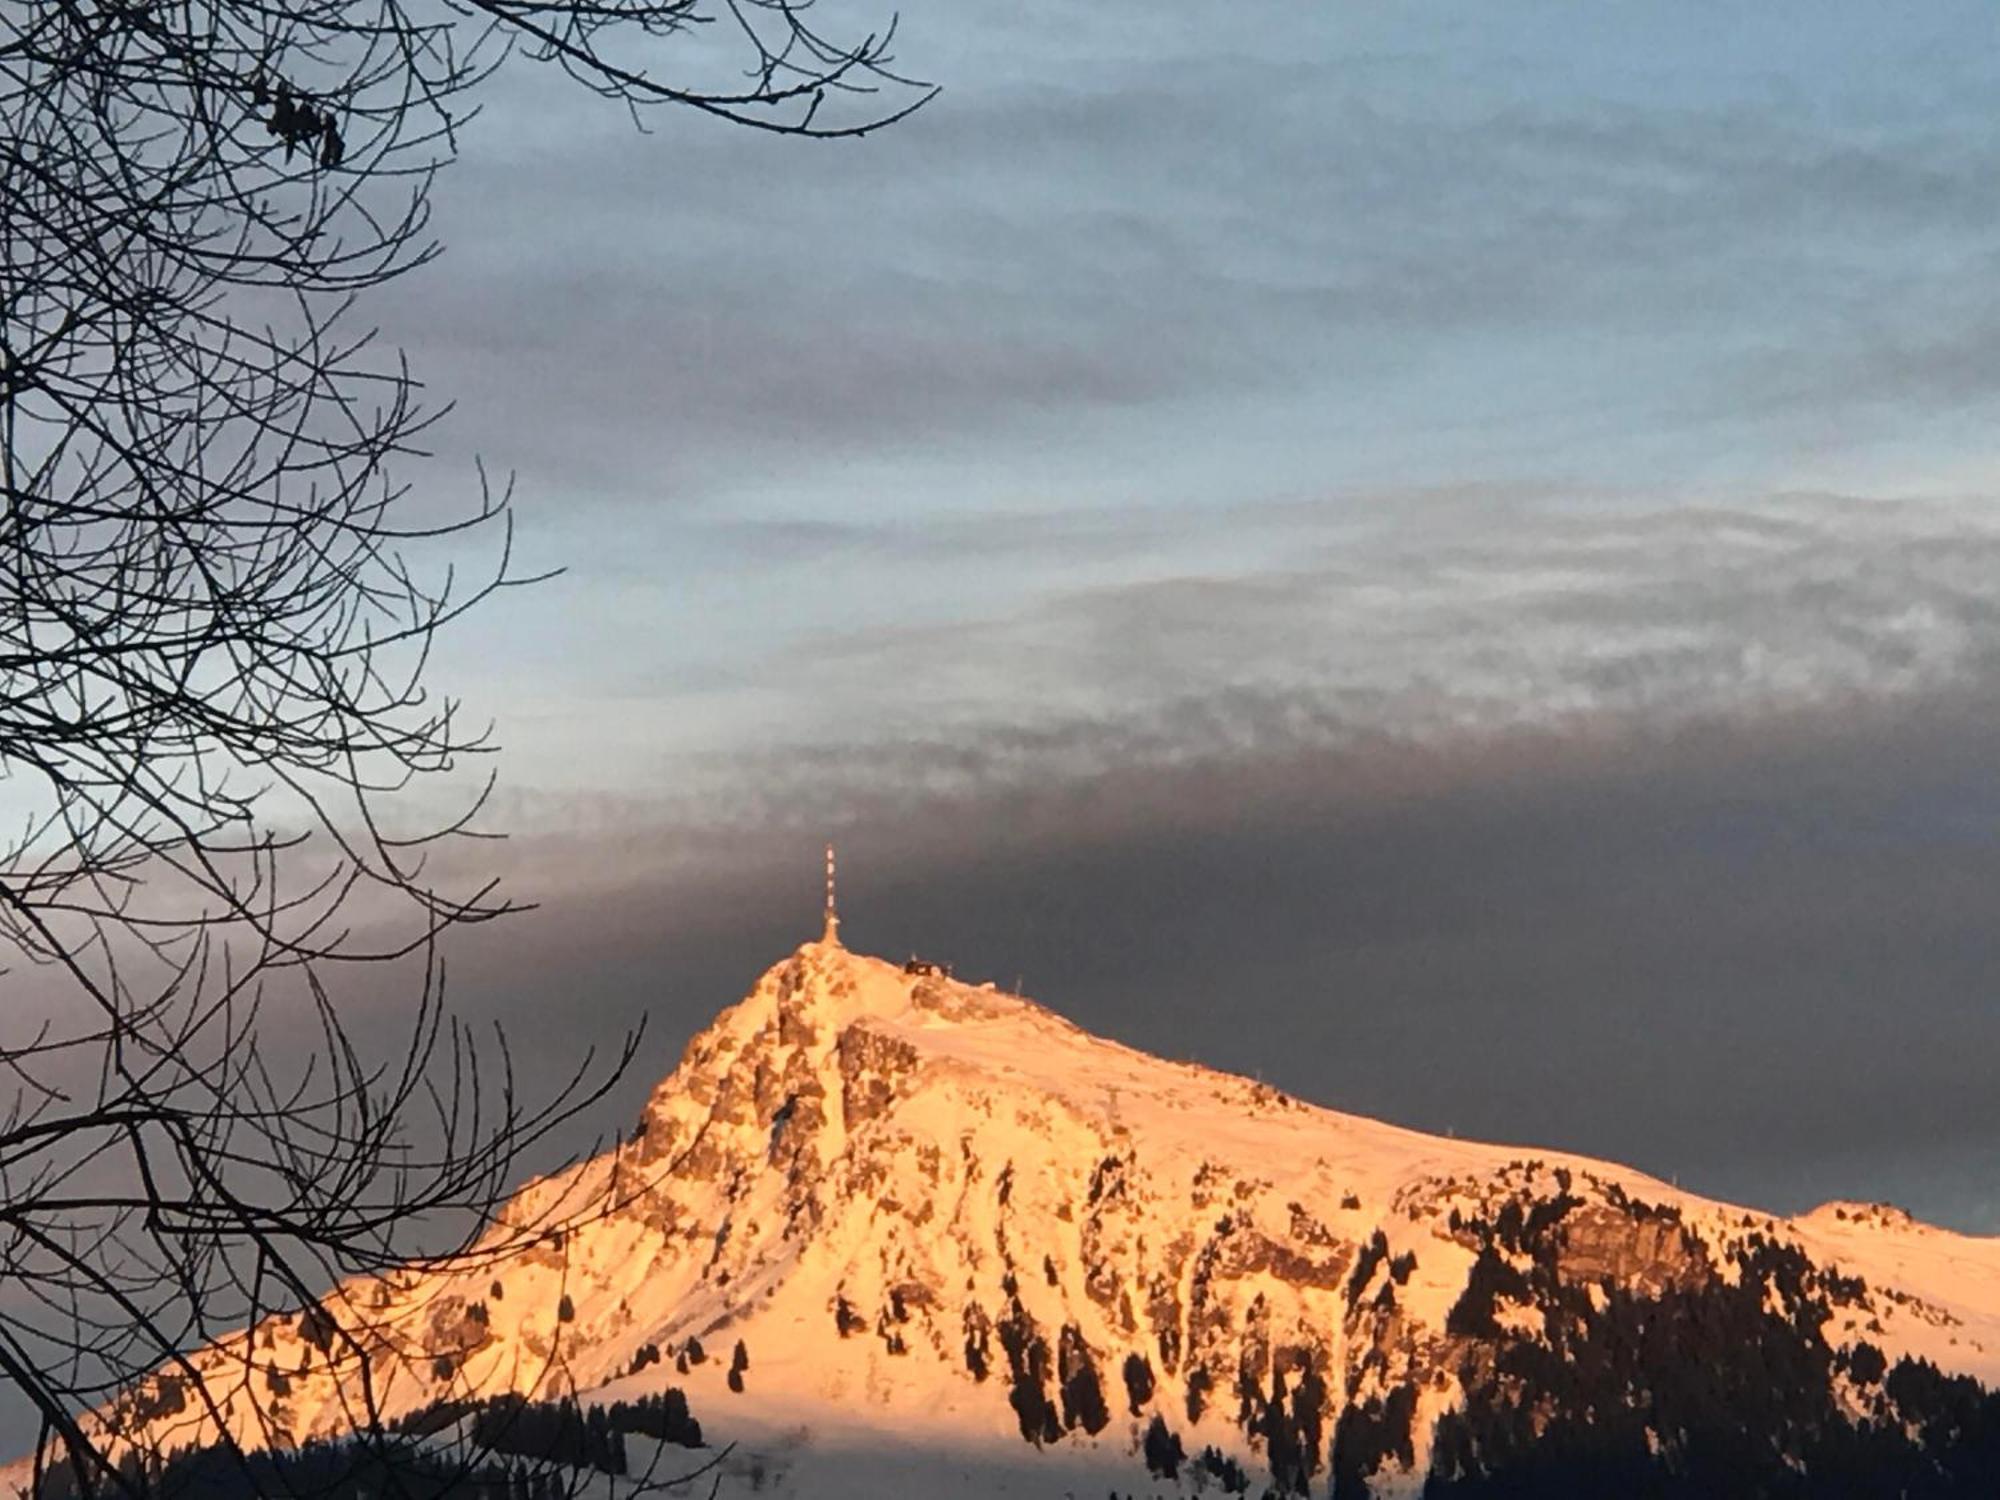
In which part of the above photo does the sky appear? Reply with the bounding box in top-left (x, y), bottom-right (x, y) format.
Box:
top-left (349, 0), bottom-right (2000, 1232)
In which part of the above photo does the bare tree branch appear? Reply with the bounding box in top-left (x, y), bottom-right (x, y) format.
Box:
top-left (0, 0), bottom-right (928, 1492)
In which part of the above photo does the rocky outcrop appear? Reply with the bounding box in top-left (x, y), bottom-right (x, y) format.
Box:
top-left (835, 1023), bottom-right (919, 1129)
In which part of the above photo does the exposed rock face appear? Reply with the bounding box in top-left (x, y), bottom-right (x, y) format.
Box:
top-left (58, 944), bottom-right (2000, 1497)
top-left (835, 1023), bottom-right (919, 1128)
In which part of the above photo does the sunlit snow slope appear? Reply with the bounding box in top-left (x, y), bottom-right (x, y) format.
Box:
top-left (42, 940), bottom-right (2000, 1496)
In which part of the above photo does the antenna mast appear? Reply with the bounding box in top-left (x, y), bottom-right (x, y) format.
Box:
top-left (823, 842), bottom-right (841, 945)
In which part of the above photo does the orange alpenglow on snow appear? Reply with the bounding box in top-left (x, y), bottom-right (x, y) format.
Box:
top-left (34, 944), bottom-right (2000, 1497)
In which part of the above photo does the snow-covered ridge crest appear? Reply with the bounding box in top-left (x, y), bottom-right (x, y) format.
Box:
top-left (35, 941), bottom-right (2000, 1496)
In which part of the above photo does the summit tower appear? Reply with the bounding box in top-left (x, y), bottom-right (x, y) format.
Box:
top-left (822, 842), bottom-right (840, 946)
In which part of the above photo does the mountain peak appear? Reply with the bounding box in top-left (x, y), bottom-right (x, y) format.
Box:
top-left (628, 942), bottom-right (1059, 1181)
top-left (676, 940), bottom-right (1048, 1060)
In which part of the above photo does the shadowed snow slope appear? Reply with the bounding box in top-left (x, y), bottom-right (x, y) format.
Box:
top-left (36, 942), bottom-right (2000, 1496)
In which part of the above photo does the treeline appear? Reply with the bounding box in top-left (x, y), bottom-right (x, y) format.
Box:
top-left (36, 1435), bottom-right (565, 1500)
top-left (471, 1396), bottom-right (628, 1475)
top-left (470, 1388), bottom-right (704, 1473)
top-left (605, 1388), bottom-right (704, 1447)
top-left (34, 1386), bottom-right (705, 1499)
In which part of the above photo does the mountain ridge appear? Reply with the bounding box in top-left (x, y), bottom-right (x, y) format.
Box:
top-left (33, 938), bottom-right (2000, 1496)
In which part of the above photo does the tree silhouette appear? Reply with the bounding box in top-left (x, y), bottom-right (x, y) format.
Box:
top-left (0, 0), bottom-right (928, 1493)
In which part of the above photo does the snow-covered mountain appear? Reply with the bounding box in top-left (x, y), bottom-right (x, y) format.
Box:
top-left (45, 939), bottom-right (2000, 1495)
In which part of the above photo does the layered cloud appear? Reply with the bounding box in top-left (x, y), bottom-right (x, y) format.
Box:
top-left (383, 0), bottom-right (2000, 514)
top-left (483, 492), bottom-right (2000, 831)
